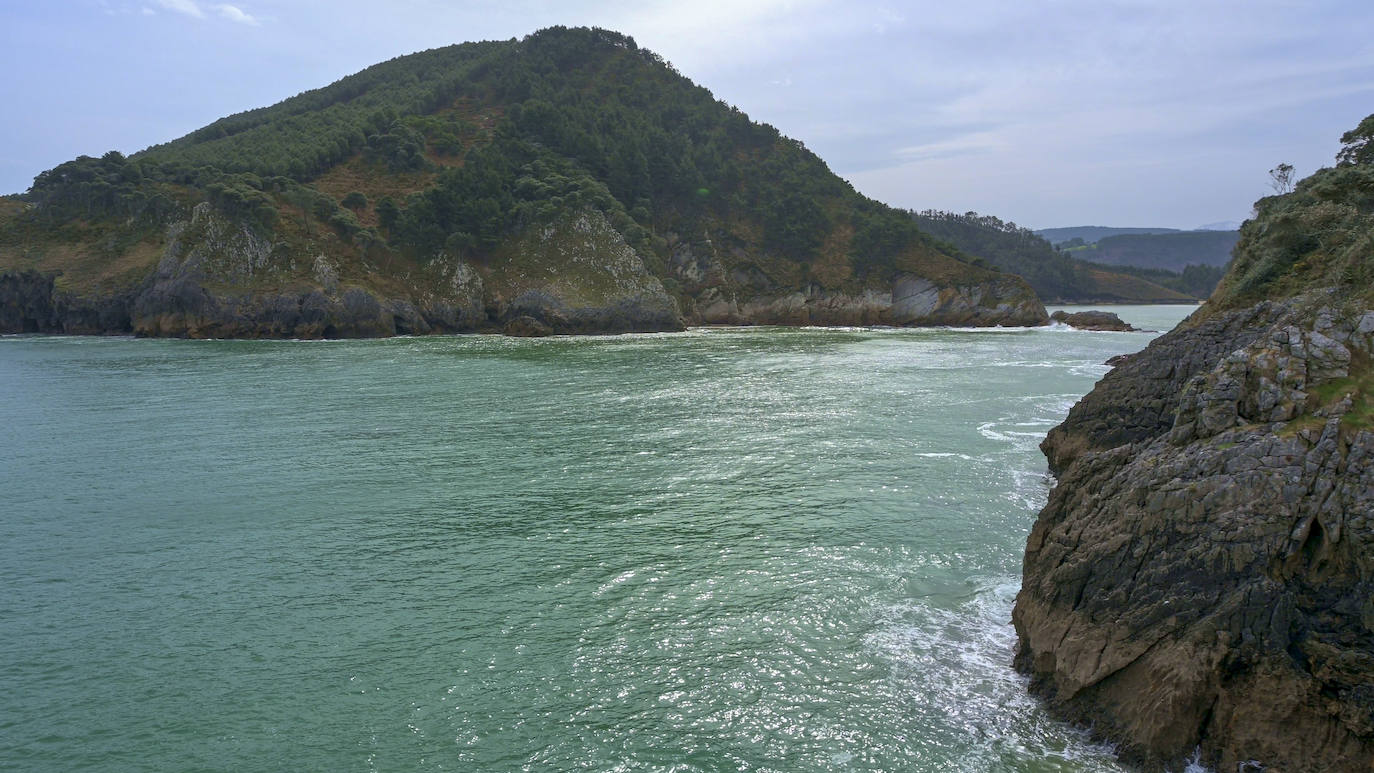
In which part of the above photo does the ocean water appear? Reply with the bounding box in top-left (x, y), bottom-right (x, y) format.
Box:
top-left (0, 304), bottom-right (1196, 772)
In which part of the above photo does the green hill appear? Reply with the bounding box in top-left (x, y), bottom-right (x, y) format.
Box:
top-left (0, 26), bottom-right (1044, 338)
top-left (1062, 230), bottom-right (1239, 271)
top-left (912, 210), bottom-right (1204, 303)
top-left (1035, 225), bottom-right (1181, 245)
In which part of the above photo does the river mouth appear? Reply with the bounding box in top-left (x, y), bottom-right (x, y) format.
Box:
top-left (0, 305), bottom-right (1194, 771)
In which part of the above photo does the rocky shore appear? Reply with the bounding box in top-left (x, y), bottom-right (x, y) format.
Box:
top-left (1014, 292), bottom-right (1374, 771)
top-left (0, 202), bottom-right (1046, 338)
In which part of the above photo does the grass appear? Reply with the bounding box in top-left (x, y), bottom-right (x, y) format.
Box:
top-left (1296, 348), bottom-right (1373, 434)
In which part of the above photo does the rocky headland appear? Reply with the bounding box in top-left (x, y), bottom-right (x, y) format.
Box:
top-left (1014, 115), bottom-right (1374, 772)
top-left (0, 27), bottom-right (1046, 339)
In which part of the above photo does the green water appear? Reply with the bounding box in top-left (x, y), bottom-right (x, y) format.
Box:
top-left (0, 305), bottom-right (1196, 772)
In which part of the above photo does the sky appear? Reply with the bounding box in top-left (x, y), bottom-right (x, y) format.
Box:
top-left (3, 0), bottom-right (1373, 229)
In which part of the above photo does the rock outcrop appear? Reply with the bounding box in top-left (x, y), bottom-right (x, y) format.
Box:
top-left (666, 233), bottom-right (1047, 328)
top-left (1050, 309), bottom-right (1139, 331)
top-left (481, 209), bottom-right (685, 335)
top-left (0, 205), bottom-right (686, 339)
top-left (1015, 292), bottom-right (1374, 771)
top-left (2, 202), bottom-right (1047, 337)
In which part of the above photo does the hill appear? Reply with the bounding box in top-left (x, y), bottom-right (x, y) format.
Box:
top-left (1063, 229), bottom-right (1240, 271)
top-left (912, 211), bottom-right (1204, 303)
top-left (1015, 113), bottom-right (1374, 770)
top-left (0, 27), bottom-right (1044, 338)
top-left (1034, 225), bottom-right (1180, 245)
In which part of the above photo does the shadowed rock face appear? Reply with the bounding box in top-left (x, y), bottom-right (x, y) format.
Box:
top-left (1015, 293), bottom-right (1374, 772)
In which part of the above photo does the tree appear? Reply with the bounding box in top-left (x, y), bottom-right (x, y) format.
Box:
top-left (342, 191), bottom-right (368, 210)
top-left (1269, 162), bottom-right (1295, 195)
top-left (375, 196), bottom-right (400, 230)
top-left (1337, 113), bottom-right (1374, 166)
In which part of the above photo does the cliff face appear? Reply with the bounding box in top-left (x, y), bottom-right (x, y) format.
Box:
top-left (0, 203), bottom-right (684, 338)
top-left (1, 200), bottom-right (1045, 338)
top-left (0, 204), bottom-right (1047, 338)
top-left (670, 233), bottom-right (1045, 328)
top-left (1015, 294), bottom-right (1374, 771)
top-left (1016, 116), bottom-right (1374, 771)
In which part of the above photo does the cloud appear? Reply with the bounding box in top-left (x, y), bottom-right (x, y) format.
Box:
top-left (215, 4), bottom-right (259, 25)
top-left (155, 0), bottom-right (204, 18)
top-left (149, 0), bottom-right (259, 25)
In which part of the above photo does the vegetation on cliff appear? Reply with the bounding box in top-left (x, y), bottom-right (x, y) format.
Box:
top-left (1209, 119), bottom-right (1374, 315)
top-left (0, 26), bottom-right (1044, 336)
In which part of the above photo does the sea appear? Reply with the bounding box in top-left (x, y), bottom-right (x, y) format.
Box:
top-left (0, 304), bottom-right (1197, 772)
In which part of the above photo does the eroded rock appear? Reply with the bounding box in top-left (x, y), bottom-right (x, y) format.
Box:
top-left (1015, 294), bottom-right (1374, 771)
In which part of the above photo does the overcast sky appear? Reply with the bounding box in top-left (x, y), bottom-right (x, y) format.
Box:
top-left (3, 0), bottom-right (1372, 229)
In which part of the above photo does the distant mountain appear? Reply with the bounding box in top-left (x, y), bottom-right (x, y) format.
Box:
top-left (1195, 220), bottom-right (1242, 231)
top-left (0, 26), bottom-right (1044, 338)
top-left (1035, 226), bottom-right (1180, 246)
top-left (912, 211), bottom-right (1204, 303)
top-left (1065, 230), bottom-right (1239, 271)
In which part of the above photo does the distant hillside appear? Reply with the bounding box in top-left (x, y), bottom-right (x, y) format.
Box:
top-left (0, 26), bottom-right (1044, 338)
top-left (912, 211), bottom-right (1202, 303)
top-left (1035, 226), bottom-right (1180, 245)
top-left (1064, 230), bottom-right (1239, 271)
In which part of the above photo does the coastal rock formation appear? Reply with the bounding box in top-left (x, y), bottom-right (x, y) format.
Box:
top-left (0, 200), bottom-right (1046, 337)
top-left (1050, 309), bottom-right (1138, 331)
top-left (1015, 293), bottom-right (1374, 771)
top-left (0, 205), bottom-right (685, 338)
top-left (481, 208), bottom-right (684, 335)
top-left (502, 315), bottom-right (552, 337)
top-left (679, 272), bottom-right (1045, 327)
top-left (666, 232), bottom-right (1046, 328)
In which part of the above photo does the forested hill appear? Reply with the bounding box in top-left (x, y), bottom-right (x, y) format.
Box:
top-left (912, 210), bottom-right (1211, 302)
top-left (1034, 225), bottom-right (1180, 245)
top-left (1062, 229), bottom-right (1240, 271)
top-left (1, 26), bottom-right (1045, 337)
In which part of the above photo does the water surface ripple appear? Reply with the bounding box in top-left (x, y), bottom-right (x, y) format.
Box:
top-left (0, 306), bottom-right (1194, 771)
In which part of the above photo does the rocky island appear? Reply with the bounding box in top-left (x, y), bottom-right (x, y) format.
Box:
top-left (0, 27), bottom-right (1044, 338)
top-left (1049, 309), bottom-right (1140, 331)
top-left (1014, 115), bottom-right (1374, 771)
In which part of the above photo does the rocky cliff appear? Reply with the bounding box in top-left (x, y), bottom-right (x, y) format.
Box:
top-left (1014, 117), bottom-right (1374, 772)
top-left (0, 202), bottom-right (684, 338)
top-left (0, 198), bottom-right (1045, 337)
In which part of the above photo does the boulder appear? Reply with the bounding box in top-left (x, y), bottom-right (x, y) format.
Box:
top-left (502, 315), bottom-right (553, 337)
top-left (1050, 309), bottom-right (1138, 331)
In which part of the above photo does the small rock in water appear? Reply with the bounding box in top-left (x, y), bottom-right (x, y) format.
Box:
top-left (503, 315), bottom-right (553, 337)
top-left (1050, 309), bottom-right (1138, 331)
